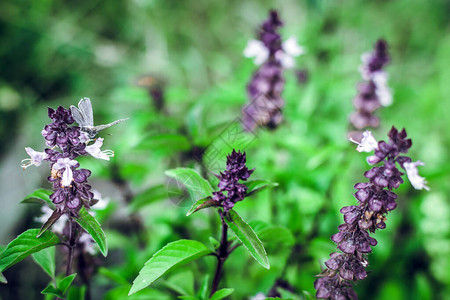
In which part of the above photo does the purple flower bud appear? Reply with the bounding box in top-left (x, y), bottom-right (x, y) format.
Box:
top-left (213, 150), bottom-right (254, 212)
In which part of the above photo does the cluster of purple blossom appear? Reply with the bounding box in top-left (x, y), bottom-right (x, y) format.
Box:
top-left (21, 103), bottom-right (113, 224)
top-left (212, 150), bottom-right (254, 212)
top-left (350, 40), bottom-right (392, 131)
top-left (242, 10), bottom-right (304, 132)
top-left (315, 127), bottom-right (429, 299)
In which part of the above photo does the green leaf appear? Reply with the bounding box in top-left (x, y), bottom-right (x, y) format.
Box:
top-left (0, 229), bottom-right (59, 272)
top-left (41, 283), bottom-right (62, 298)
top-left (0, 272), bottom-right (7, 284)
top-left (224, 210), bottom-right (269, 269)
top-left (37, 209), bottom-right (64, 237)
top-left (21, 189), bottom-right (55, 210)
top-left (209, 288), bottom-right (234, 300)
top-left (66, 285), bottom-right (86, 300)
top-left (244, 180), bottom-right (278, 197)
top-left (129, 239), bottom-right (211, 295)
top-left (208, 237), bottom-right (220, 251)
top-left (105, 285), bottom-right (171, 300)
top-left (186, 197), bottom-right (220, 216)
top-left (164, 270), bottom-right (194, 296)
top-left (32, 246), bottom-right (56, 278)
top-left (165, 168), bottom-right (214, 202)
top-left (58, 273), bottom-right (77, 294)
top-left (256, 226), bottom-right (295, 247)
top-left (73, 206), bottom-right (108, 257)
top-left (41, 273), bottom-right (77, 298)
top-left (137, 133), bottom-right (191, 152)
top-left (98, 267), bottom-right (129, 285)
top-left (198, 275), bottom-right (210, 300)
top-left (129, 184), bottom-right (168, 212)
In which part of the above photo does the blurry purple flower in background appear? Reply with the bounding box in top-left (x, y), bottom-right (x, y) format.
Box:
top-left (349, 40), bottom-right (392, 137)
top-left (242, 10), bottom-right (304, 132)
top-left (315, 127), bottom-right (429, 299)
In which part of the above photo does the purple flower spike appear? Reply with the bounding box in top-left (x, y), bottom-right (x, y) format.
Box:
top-left (316, 126), bottom-right (426, 298)
top-left (350, 39), bottom-right (392, 132)
top-left (212, 149), bottom-right (254, 212)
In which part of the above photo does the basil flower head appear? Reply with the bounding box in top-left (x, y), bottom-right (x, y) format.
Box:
top-left (242, 10), bottom-right (304, 132)
top-left (212, 149), bottom-right (254, 212)
top-left (315, 127), bottom-right (428, 299)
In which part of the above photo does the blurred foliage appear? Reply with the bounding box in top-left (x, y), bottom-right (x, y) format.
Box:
top-left (1, 0), bottom-right (450, 299)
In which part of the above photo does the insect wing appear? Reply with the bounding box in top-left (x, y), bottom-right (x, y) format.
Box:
top-left (93, 118), bottom-right (129, 132)
top-left (70, 105), bottom-right (87, 126)
top-left (78, 98), bottom-right (94, 127)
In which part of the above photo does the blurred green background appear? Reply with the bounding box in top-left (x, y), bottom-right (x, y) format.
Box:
top-left (1, 0), bottom-right (450, 299)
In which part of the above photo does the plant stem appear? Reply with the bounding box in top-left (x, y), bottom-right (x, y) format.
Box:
top-left (210, 211), bottom-right (228, 297)
top-left (66, 217), bottom-right (75, 276)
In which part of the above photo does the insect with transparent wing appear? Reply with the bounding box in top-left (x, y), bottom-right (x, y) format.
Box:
top-left (70, 98), bottom-right (129, 139)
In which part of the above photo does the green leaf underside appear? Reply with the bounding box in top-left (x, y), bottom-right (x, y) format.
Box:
top-left (244, 180), bottom-right (278, 197)
top-left (165, 168), bottom-right (214, 202)
top-left (37, 209), bottom-right (64, 238)
top-left (0, 272), bottom-right (7, 284)
top-left (186, 197), bottom-right (220, 216)
top-left (32, 246), bottom-right (56, 278)
top-left (224, 210), bottom-right (270, 269)
top-left (210, 288), bottom-right (234, 300)
top-left (73, 206), bottom-right (108, 257)
top-left (22, 189), bottom-right (55, 210)
top-left (41, 273), bottom-right (76, 297)
top-left (129, 239), bottom-right (211, 295)
top-left (0, 229), bottom-right (59, 272)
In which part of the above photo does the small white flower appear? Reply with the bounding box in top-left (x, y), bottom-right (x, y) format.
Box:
top-left (359, 52), bottom-right (372, 80)
top-left (53, 157), bottom-right (78, 187)
top-left (85, 138), bottom-right (114, 161)
top-left (372, 71), bottom-right (393, 106)
top-left (21, 147), bottom-right (48, 169)
top-left (78, 232), bottom-right (97, 255)
top-left (35, 206), bottom-right (68, 235)
top-left (244, 36), bottom-right (305, 69)
top-left (277, 36), bottom-right (306, 69)
top-left (244, 40), bottom-right (269, 65)
top-left (404, 161), bottom-right (430, 191)
top-left (350, 131), bottom-right (379, 153)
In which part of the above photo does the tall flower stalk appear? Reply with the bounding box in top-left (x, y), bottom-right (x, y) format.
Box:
top-left (349, 40), bottom-right (392, 140)
top-left (210, 150), bottom-right (254, 295)
top-left (21, 103), bottom-right (114, 275)
top-left (242, 10), bottom-right (304, 131)
top-left (315, 127), bottom-right (429, 299)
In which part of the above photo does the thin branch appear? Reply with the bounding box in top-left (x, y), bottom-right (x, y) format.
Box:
top-left (210, 210), bottom-right (229, 297)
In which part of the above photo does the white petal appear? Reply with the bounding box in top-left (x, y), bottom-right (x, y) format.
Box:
top-left (61, 165), bottom-right (73, 186)
top-left (85, 138), bottom-right (113, 160)
top-left (372, 71), bottom-right (393, 106)
top-left (404, 161), bottom-right (430, 191)
top-left (282, 37), bottom-right (305, 57)
top-left (350, 131), bottom-right (378, 152)
top-left (244, 40), bottom-right (269, 65)
top-left (276, 51), bottom-right (295, 69)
